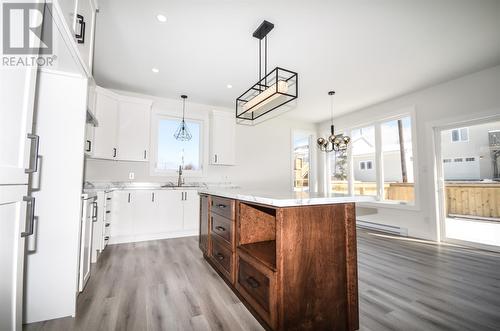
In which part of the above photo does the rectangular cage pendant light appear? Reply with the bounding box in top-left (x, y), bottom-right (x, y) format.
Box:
top-left (236, 21), bottom-right (298, 123)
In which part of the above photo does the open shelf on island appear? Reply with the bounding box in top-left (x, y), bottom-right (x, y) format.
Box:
top-left (238, 240), bottom-right (276, 271)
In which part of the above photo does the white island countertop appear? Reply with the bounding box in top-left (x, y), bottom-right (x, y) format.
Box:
top-left (198, 188), bottom-right (375, 207)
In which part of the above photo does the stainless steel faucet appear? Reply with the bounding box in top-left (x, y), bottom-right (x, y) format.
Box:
top-left (177, 165), bottom-right (184, 187)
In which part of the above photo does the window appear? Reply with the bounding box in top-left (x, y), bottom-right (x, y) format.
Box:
top-left (293, 132), bottom-right (312, 192)
top-left (465, 157), bottom-right (475, 162)
top-left (454, 158), bottom-right (463, 163)
top-left (330, 148), bottom-right (348, 194)
top-left (443, 159), bottom-right (452, 163)
top-left (381, 117), bottom-right (414, 203)
top-left (352, 125), bottom-right (377, 196)
top-left (154, 117), bottom-right (202, 173)
top-left (451, 128), bottom-right (469, 142)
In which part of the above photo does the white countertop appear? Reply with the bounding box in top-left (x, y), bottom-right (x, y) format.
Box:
top-left (198, 188), bottom-right (375, 207)
top-left (83, 181), bottom-right (236, 193)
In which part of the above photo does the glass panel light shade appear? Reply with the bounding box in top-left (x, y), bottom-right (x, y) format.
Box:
top-left (236, 67), bottom-right (298, 122)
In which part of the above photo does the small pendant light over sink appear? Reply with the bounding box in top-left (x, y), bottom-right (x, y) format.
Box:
top-left (174, 95), bottom-right (192, 141)
top-left (317, 91), bottom-right (351, 152)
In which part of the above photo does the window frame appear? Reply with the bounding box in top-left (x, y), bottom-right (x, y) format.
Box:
top-left (451, 127), bottom-right (469, 143)
top-left (328, 108), bottom-right (419, 210)
top-left (150, 109), bottom-right (208, 178)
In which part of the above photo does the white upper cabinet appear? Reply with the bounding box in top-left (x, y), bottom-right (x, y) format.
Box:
top-left (90, 87), bottom-right (152, 161)
top-left (210, 110), bottom-right (236, 165)
top-left (92, 88), bottom-right (119, 159)
top-left (74, 0), bottom-right (97, 72)
top-left (117, 98), bottom-right (152, 162)
top-left (0, 67), bottom-right (38, 185)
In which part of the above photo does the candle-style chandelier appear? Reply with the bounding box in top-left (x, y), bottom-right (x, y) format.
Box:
top-left (317, 91), bottom-right (350, 152)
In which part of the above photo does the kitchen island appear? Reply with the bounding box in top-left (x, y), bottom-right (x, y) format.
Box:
top-left (198, 189), bottom-right (372, 331)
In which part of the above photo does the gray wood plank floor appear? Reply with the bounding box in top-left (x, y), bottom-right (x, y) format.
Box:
top-left (24, 229), bottom-right (500, 331)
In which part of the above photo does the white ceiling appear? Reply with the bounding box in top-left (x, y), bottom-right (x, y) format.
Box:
top-left (93, 0), bottom-right (500, 123)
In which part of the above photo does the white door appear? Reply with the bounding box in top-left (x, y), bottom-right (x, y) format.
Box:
top-left (79, 199), bottom-right (94, 292)
top-left (131, 190), bottom-right (154, 235)
top-left (0, 66), bottom-right (38, 184)
top-left (158, 190), bottom-right (184, 232)
top-left (0, 185), bottom-right (30, 331)
top-left (182, 190), bottom-right (200, 231)
top-left (117, 101), bottom-right (151, 161)
top-left (210, 111), bottom-right (236, 165)
top-left (93, 91), bottom-right (118, 159)
top-left (111, 190), bottom-right (134, 239)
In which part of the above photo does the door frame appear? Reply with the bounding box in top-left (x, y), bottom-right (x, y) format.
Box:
top-left (433, 113), bottom-right (500, 252)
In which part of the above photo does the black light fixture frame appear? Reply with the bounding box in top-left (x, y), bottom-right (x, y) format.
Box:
top-left (236, 20), bottom-right (298, 122)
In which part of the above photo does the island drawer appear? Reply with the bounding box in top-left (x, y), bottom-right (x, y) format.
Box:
top-left (211, 196), bottom-right (234, 220)
top-left (211, 212), bottom-right (233, 245)
top-left (236, 254), bottom-right (277, 328)
top-left (209, 236), bottom-right (233, 282)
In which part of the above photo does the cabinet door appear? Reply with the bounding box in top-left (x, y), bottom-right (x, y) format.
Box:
top-left (131, 190), bottom-right (155, 236)
top-left (183, 190), bottom-right (200, 231)
top-left (199, 195), bottom-right (209, 254)
top-left (156, 190), bottom-right (183, 233)
top-left (79, 199), bottom-right (93, 292)
top-left (93, 91), bottom-right (118, 159)
top-left (75, 0), bottom-right (97, 72)
top-left (84, 123), bottom-right (94, 155)
top-left (210, 111), bottom-right (236, 165)
top-left (0, 186), bottom-right (28, 331)
top-left (111, 191), bottom-right (134, 239)
top-left (0, 66), bottom-right (38, 184)
top-left (117, 101), bottom-right (151, 162)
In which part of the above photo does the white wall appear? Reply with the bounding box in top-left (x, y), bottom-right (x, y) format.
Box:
top-left (317, 65), bottom-right (500, 240)
top-left (84, 91), bottom-right (317, 192)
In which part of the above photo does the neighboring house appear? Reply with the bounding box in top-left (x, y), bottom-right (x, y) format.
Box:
top-left (441, 123), bottom-right (499, 180)
top-left (350, 134), bottom-right (414, 183)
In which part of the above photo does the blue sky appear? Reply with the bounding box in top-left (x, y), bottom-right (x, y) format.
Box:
top-left (157, 119), bottom-right (201, 170)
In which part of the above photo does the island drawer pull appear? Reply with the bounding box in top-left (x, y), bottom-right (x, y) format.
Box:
top-left (246, 277), bottom-right (260, 289)
top-left (215, 226), bottom-right (226, 232)
top-left (215, 253), bottom-right (225, 261)
top-left (216, 204), bottom-right (227, 209)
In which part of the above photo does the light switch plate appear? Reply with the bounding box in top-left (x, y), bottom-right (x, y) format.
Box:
top-left (129, 172), bottom-right (135, 180)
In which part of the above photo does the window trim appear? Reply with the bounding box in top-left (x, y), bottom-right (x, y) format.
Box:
top-left (150, 108), bottom-right (208, 178)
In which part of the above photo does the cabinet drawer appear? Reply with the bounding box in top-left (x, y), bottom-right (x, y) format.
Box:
top-left (210, 237), bottom-right (233, 281)
top-left (211, 212), bottom-right (232, 245)
top-left (238, 258), bottom-right (271, 313)
top-left (211, 196), bottom-right (234, 220)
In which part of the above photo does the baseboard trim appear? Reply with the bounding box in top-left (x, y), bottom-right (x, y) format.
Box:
top-left (109, 230), bottom-right (198, 245)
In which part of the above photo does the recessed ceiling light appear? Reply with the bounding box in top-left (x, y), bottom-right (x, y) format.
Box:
top-left (156, 14), bottom-right (167, 23)
top-left (227, 84), bottom-right (233, 89)
top-left (152, 68), bottom-right (159, 73)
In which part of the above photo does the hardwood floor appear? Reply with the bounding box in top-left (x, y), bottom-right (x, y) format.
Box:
top-left (24, 229), bottom-right (500, 331)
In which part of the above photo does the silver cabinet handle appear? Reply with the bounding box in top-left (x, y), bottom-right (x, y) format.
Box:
top-left (113, 148), bottom-right (117, 158)
top-left (128, 193), bottom-right (131, 203)
top-left (144, 150), bottom-right (147, 159)
top-left (92, 201), bottom-right (98, 222)
top-left (152, 192), bottom-right (155, 202)
top-left (25, 134), bottom-right (40, 173)
top-left (185, 191), bottom-right (188, 200)
top-left (22, 196), bottom-right (35, 237)
top-left (214, 154), bottom-right (218, 163)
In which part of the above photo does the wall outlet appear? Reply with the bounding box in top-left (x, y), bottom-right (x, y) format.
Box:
top-left (129, 172), bottom-right (135, 180)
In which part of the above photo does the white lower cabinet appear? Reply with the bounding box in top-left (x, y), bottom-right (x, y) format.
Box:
top-left (0, 185), bottom-right (29, 331)
top-left (109, 189), bottom-right (199, 244)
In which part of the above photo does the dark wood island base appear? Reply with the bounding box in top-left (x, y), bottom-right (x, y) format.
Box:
top-left (199, 193), bottom-right (359, 331)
